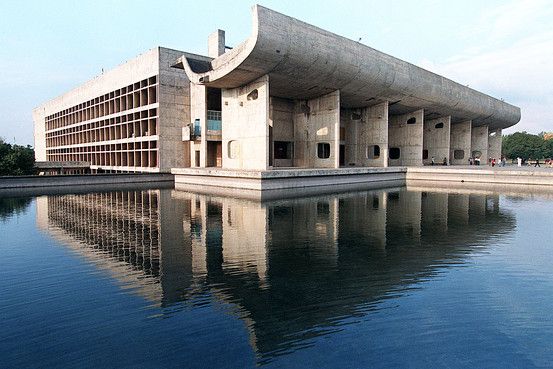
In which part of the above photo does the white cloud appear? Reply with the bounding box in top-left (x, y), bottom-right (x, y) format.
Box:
top-left (419, 0), bottom-right (553, 134)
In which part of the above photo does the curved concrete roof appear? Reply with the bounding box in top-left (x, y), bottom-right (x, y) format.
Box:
top-left (178, 5), bottom-right (520, 130)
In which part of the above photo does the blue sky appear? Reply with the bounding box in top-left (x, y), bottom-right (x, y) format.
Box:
top-left (1, 0), bottom-right (552, 146)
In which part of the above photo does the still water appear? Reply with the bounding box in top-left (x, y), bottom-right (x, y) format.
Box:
top-left (1, 184), bottom-right (552, 368)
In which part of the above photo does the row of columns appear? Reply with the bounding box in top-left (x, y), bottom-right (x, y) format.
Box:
top-left (189, 74), bottom-right (502, 170)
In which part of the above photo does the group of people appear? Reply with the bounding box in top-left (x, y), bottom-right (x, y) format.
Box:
top-left (430, 157), bottom-right (448, 166)
top-left (518, 157), bottom-right (553, 167)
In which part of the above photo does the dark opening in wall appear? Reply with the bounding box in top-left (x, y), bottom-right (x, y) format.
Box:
top-left (372, 196), bottom-right (379, 209)
top-left (317, 143), bottom-right (331, 159)
top-left (274, 141), bottom-right (293, 159)
top-left (423, 149), bottom-right (429, 160)
top-left (407, 117), bottom-right (417, 124)
top-left (435, 122), bottom-right (444, 129)
top-left (454, 150), bottom-right (465, 159)
top-left (367, 145), bottom-right (381, 159)
top-left (351, 111), bottom-right (362, 120)
top-left (247, 89), bottom-right (258, 100)
top-left (389, 147), bottom-right (401, 159)
top-left (472, 150), bottom-right (482, 159)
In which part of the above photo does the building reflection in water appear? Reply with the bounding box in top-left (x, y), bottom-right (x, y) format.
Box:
top-left (36, 185), bottom-right (515, 362)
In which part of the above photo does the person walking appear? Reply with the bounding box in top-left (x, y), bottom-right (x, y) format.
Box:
top-left (431, 156), bottom-right (435, 166)
top-left (535, 158), bottom-right (541, 167)
top-left (517, 157), bottom-right (522, 167)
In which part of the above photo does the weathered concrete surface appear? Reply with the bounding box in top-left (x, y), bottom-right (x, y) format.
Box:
top-left (172, 167), bottom-right (406, 190)
top-left (449, 120), bottom-right (472, 165)
top-left (388, 110), bottom-right (424, 167)
top-left (471, 125), bottom-right (489, 162)
top-left (178, 5), bottom-right (520, 131)
top-left (488, 129), bottom-right (502, 160)
top-left (406, 167), bottom-right (553, 186)
top-left (423, 116), bottom-right (451, 165)
top-left (269, 97), bottom-right (294, 167)
top-left (341, 101), bottom-right (388, 168)
top-left (293, 90), bottom-right (340, 168)
top-left (208, 29), bottom-right (226, 58)
top-left (222, 75), bottom-right (270, 170)
top-left (0, 173), bottom-right (174, 192)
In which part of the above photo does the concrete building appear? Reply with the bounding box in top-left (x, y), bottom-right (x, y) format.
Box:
top-left (34, 5), bottom-right (520, 179)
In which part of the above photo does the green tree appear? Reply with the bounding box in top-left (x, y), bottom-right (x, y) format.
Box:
top-left (0, 138), bottom-right (36, 176)
top-left (502, 132), bottom-right (549, 160)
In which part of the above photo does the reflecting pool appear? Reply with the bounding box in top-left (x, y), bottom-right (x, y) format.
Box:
top-left (1, 184), bottom-right (552, 368)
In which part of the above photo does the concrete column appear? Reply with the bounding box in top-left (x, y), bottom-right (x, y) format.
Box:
top-left (448, 193), bottom-right (469, 225)
top-left (222, 75), bottom-right (270, 170)
top-left (423, 116), bottom-right (451, 165)
top-left (386, 189), bottom-right (421, 245)
top-left (293, 90), bottom-right (340, 168)
top-left (190, 82), bottom-right (207, 167)
top-left (388, 109), bottom-right (424, 166)
top-left (449, 120), bottom-right (472, 165)
top-left (488, 128), bottom-right (502, 161)
top-left (340, 101), bottom-right (388, 167)
top-left (471, 125), bottom-right (489, 164)
top-left (208, 29), bottom-right (225, 58)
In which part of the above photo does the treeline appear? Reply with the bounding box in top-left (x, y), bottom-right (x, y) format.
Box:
top-left (0, 138), bottom-right (35, 176)
top-left (502, 132), bottom-right (553, 160)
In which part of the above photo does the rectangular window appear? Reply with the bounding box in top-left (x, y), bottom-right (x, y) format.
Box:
top-left (274, 141), bottom-right (293, 160)
top-left (317, 143), bottom-right (331, 159)
top-left (389, 147), bottom-right (401, 160)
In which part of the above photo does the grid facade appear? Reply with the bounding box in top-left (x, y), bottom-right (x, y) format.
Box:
top-left (44, 76), bottom-right (160, 171)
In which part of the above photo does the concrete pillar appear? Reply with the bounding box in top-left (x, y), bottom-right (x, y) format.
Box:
top-left (222, 75), bottom-right (270, 170)
top-left (421, 192), bottom-right (449, 241)
top-left (293, 90), bottom-right (340, 168)
top-left (208, 29), bottom-right (225, 58)
top-left (386, 189), bottom-right (421, 245)
top-left (388, 109), bottom-right (424, 166)
top-left (488, 128), bottom-right (502, 161)
top-left (190, 83), bottom-right (207, 167)
top-left (471, 125), bottom-right (489, 164)
top-left (448, 193), bottom-right (469, 226)
top-left (423, 116), bottom-right (451, 165)
top-left (449, 120), bottom-right (472, 165)
top-left (340, 101), bottom-right (388, 167)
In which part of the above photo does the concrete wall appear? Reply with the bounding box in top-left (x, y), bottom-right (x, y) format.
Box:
top-left (471, 125), bottom-right (489, 162)
top-left (190, 83), bottom-right (207, 167)
top-left (423, 116), bottom-right (451, 165)
top-left (388, 109), bottom-right (424, 166)
top-left (158, 48), bottom-right (194, 170)
top-left (488, 129), bottom-right (502, 161)
top-left (294, 90), bottom-right (340, 168)
top-left (269, 97), bottom-right (295, 167)
top-left (449, 120), bottom-right (472, 165)
top-left (222, 75), bottom-right (270, 170)
top-left (340, 102), bottom-right (388, 168)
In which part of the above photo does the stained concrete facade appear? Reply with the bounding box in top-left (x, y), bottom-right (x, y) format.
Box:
top-left (34, 5), bottom-right (520, 175)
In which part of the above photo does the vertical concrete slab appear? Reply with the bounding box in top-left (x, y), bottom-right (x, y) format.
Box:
top-left (32, 109), bottom-right (47, 161)
top-left (340, 102), bottom-right (388, 167)
top-left (386, 189), bottom-right (422, 246)
top-left (488, 129), bottom-right (502, 161)
top-left (423, 116), bottom-right (451, 165)
top-left (388, 109), bottom-right (424, 166)
top-left (471, 125), bottom-right (489, 164)
top-left (222, 75), bottom-right (270, 170)
top-left (449, 120), bottom-right (472, 165)
top-left (208, 29), bottom-right (225, 58)
top-left (293, 90), bottom-right (340, 168)
top-left (269, 97), bottom-right (295, 167)
top-left (189, 82), bottom-right (207, 167)
top-left (159, 48), bottom-right (192, 170)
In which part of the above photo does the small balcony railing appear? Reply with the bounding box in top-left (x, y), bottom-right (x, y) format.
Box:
top-left (207, 110), bottom-right (222, 131)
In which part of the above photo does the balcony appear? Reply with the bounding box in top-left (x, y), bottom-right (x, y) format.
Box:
top-left (206, 110), bottom-right (222, 140)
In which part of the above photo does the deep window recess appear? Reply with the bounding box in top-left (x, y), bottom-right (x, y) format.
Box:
top-left (317, 143), bottom-right (331, 159)
top-left (407, 117), bottom-right (417, 124)
top-left (389, 147), bottom-right (401, 160)
top-left (274, 141), bottom-right (293, 159)
top-left (247, 89), bottom-right (258, 100)
top-left (435, 122), bottom-right (444, 129)
top-left (422, 149), bottom-right (429, 160)
top-left (367, 145), bottom-right (381, 159)
top-left (454, 150), bottom-right (465, 159)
